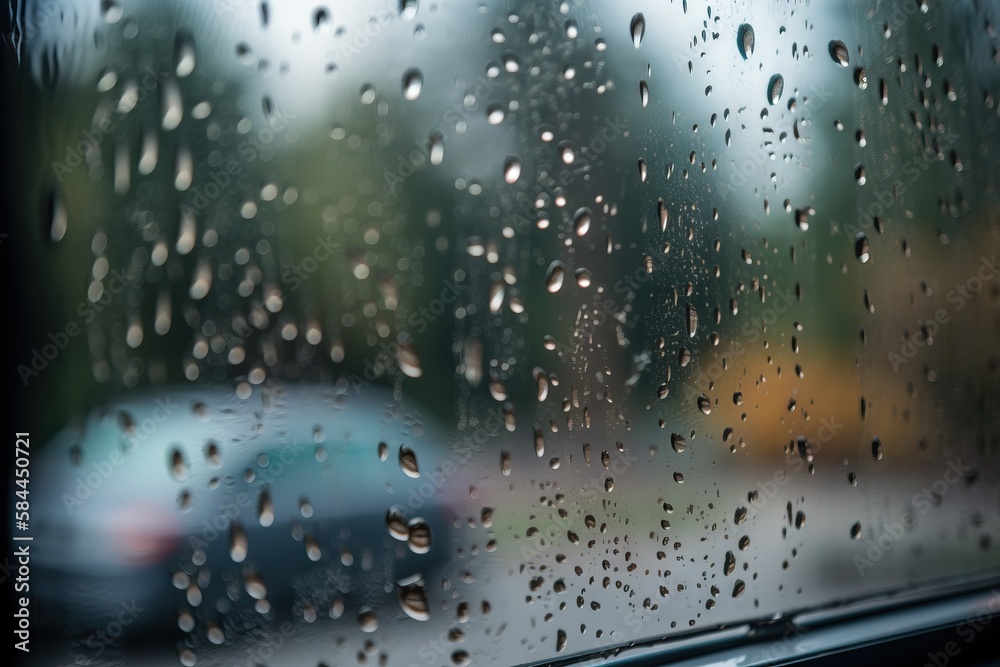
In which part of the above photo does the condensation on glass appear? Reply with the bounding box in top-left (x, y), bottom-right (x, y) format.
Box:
top-left (10, 0), bottom-right (1000, 665)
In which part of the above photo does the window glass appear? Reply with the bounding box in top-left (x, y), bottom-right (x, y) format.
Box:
top-left (9, 1), bottom-right (1000, 665)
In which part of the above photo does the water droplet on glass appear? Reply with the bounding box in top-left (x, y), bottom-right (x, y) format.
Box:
top-left (230, 522), bottom-right (248, 562)
top-left (686, 303), bottom-right (698, 338)
top-left (855, 67), bottom-right (868, 90)
top-left (501, 450), bottom-right (512, 476)
top-left (402, 68), bottom-right (423, 100)
top-left (574, 208), bottom-right (592, 236)
top-left (398, 579), bottom-right (430, 621)
top-left (245, 574), bottom-right (267, 600)
top-left (738, 24), bottom-right (755, 59)
top-left (399, 445), bottom-right (420, 478)
top-left (170, 448), bottom-right (188, 481)
top-left (503, 156), bottom-right (522, 184)
top-left (359, 608), bottom-right (379, 633)
top-left (829, 40), bottom-right (850, 67)
top-left (855, 233), bottom-right (870, 263)
top-left (724, 551), bottom-right (736, 575)
top-left (407, 518), bottom-right (432, 554)
top-left (486, 105), bottom-right (505, 125)
top-left (630, 13), bottom-right (645, 48)
top-left (174, 31), bottom-right (196, 77)
top-left (387, 506), bottom-right (410, 540)
top-left (767, 74), bottom-right (784, 105)
top-left (429, 132), bottom-right (444, 165)
top-left (258, 489), bottom-right (274, 527)
top-left (546, 261), bottom-right (566, 293)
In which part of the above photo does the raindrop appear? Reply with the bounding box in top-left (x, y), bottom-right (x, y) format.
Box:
top-left (767, 74), bottom-right (784, 105)
top-left (359, 608), bottom-right (379, 633)
top-left (428, 132), bottom-right (445, 165)
top-left (545, 261), bottom-right (566, 293)
top-left (630, 13), bottom-right (645, 48)
top-left (686, 303), bottom-right (698, 338)
top-left (245, 574), bottom-right (267, 600)
top-left (671, 433), bottom-right (686, 453)
top-left (407, 518), bottom-right (432, 554)
top-left (574, 208), bottom-right (592, 236)
top-left (735, 506), bottom-right (748, 525)
top-left (258, 489), bottom-right (274, 527)
top-left (723, 551), bottom-right (736, 575)
top-left (399, 579), bottom-right (430, 621)
top-left (174, 31), bottom-right (196, 77)
top-left (397, 341), bottom-right (423, 378)
top-left (230, 522), bottom-right (248, 562)
top-left (503, 156), bottom-right (522, 184)
top-left (387, 507), bottom-right (410, 540)
top-left (855, 67), bottom-right (868, 90)
top-left (45, 189), bottom-right (67, 243)
top-left (313, 7), bottom-right (331, 32)
top-left (829, 40), bottom-right (849, 67)
top-left (399, 446), bottom-right (420, 478)
top-left (402, 68), bottom-right (423, 100)
top-left (486, 105), bottom-right (505, 124)
top-left (855, 233), bottom-right (870, 263)
top-left (738, 24), bottom-right (755, 59)
top-left (560, 143), bottom-right (575, 164)
top-left (170, 448), bottom-right (188, 481)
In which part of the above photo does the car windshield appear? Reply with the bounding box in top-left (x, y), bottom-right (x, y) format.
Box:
top-left (5, 0), bottom-right (1000, 665)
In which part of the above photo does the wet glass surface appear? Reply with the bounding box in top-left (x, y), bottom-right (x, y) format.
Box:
top-left (5, 1), bottom-right (1000, 665)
